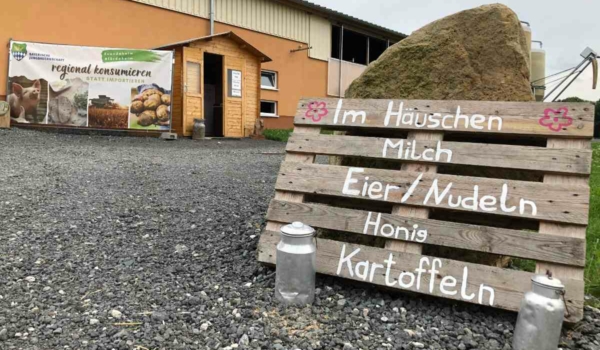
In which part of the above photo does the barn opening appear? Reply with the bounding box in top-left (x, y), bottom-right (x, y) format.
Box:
top-left (204, 52), bottom-right (224, 137)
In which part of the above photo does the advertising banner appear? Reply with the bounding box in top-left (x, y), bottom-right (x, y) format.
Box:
top-left (7, 40), bottom-right (173, 131)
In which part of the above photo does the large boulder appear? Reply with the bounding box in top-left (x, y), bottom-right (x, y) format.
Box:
top-left (346, 4), bottom-right (534, 101)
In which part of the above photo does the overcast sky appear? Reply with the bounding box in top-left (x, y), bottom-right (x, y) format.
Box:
top-left (313, 0), bottom-right (600, 102)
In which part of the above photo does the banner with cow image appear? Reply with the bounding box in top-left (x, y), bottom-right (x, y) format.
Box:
top-left (7, 40), bottom-right (173, 131)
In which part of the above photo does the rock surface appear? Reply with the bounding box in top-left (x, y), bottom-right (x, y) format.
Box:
top-left (346, 4), bottom-right (534, 101)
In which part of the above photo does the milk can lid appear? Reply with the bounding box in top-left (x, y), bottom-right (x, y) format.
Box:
top-left (531, 275), bottom-right (565, 290)
top-left (281, 221), bottom-right (315, 238)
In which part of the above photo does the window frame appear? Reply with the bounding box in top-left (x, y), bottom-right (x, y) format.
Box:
top-left (260, 100), bottom-right (278, 118)
top-left (260, 70), bottom-right (278, 91)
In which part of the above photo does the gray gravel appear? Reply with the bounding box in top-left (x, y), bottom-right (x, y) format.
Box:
top-left (0, 128), bottom-right (599, 350)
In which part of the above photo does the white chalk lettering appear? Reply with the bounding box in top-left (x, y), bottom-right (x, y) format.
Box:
top-left (440, 276), bottom-right (458, 295)
top-left (415, 258), bottom-right (428, 291)
top-left (333, 99), bottom-right (367, 125)
top-left (423, 180), bottom-right (537, 216)
top-left (333, 99), bottom-right (343, 124)
top-left (382, 139), bottom-right (453, 163)
top-left (369, 263), bottom-right (384, 282)
top-left (343, 110), bottom-right (366, 124)
top-left (343, 170), bottom-right (537, 217)
top-left (342, 167), bottom-right (363, 196)
top-left (343, 168), bottom-right (401, 201)
top-left (478, 285), bottom-right (495, 306)
top-left (355, 260), bottom-right (369, 280)
top-left (401, 173), bottom-right (423, 203)
top-left (381, 101), bottom-right (503, 131)
top-left (429, 259), bottom-right (442, 293)
top-left (384, 254), bottom-right (397, 286)
top-left (460, 267), bottom-right (476, 301)
top-left (363, 212), bottom-right (428, 242)
top-left (399, 271), bottom-right (415, 288)
top-left (384, 101), bottom-right (403, 127)
top-left (336, 244), bottom-right (360, 277)
top-left (335, 245), bottom-right (496, 306)
top-left (424, 179), bottom-right (454, 205)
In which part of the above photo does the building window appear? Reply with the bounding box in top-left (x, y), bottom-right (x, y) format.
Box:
top-left (331, 25), bottom-right (395, 65)
top-left (261, 70), bottom-right (278, 90)
top-left (369, 37), bottom-right (388, 62)
top-left (260, 100), bottom-right (278, 117)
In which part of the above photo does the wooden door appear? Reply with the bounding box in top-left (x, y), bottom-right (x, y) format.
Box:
top-left (223, 56), bottom-right (245, 137)
top-left (183, 47), bottom-right (203, 137)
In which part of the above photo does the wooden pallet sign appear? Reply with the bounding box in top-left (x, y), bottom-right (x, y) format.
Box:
top-left (258, 98), bottom-right (594, 322)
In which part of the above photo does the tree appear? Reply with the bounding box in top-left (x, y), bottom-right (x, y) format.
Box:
top-left (557, 97), bottom-right (598, 138)
top-left (558, 96), bottom-right (588, 103)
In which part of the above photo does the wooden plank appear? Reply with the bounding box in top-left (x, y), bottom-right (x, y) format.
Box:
top-left (295, 98), bottom-right (595, 138)
top-left (536, 138), bottom-right (590, 322)
top-left (267, 200), bottom-right (586, 266)
top-left (257, 231), bottom-right (584, 316)
top-left (287, 133), bottom-right (593, 175)
top-left (263, 126), bottom-right (321, 234)
top-left (386, 131), bottom-right (443, 254)
top-left (275, 162), bottom-right (590, 224)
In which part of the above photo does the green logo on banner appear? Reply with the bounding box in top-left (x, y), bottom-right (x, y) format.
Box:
top-left (11, 42), bottom-right (27, 61)
top-left (101, 50), bottom-right (161, 63)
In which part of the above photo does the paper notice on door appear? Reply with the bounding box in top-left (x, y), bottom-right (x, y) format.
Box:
top-left (228, 69), bottom-right (242, 98)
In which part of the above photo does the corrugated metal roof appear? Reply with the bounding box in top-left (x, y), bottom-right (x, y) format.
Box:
top-left (279, 0), bottom-right (406, 40)
top-left (153, 32), bottom-right (273, 62)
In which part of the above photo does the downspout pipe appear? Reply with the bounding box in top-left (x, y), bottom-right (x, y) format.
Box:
top-left (210, 0), bottom-right (215, 35)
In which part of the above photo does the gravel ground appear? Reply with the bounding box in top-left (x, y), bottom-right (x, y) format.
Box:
top-left (0, 128), bottom-right (599, 350)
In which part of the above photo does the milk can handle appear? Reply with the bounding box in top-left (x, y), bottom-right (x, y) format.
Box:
top-left (560, 290), bottom-right (571, 318)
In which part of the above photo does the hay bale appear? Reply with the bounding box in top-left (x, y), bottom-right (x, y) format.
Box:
top-left (346, 4), bottom-right (534, 102)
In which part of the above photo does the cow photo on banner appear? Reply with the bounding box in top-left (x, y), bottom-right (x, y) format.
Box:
top-left (7, 40), bottom-right (173, 131)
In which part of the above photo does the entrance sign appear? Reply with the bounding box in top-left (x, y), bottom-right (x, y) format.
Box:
top-left (258, 97), bottom-right (594, 322)
top-left (7, 40), bottom-right (173, 131)
top-left (228, 69), bottom-right (242, 98)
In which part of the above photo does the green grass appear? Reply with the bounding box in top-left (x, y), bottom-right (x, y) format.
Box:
top-left (263, 128), bottom-right (334, 142)
top-left (586, 143), bottom-right (600, 297)
top-left (264, 129), bottom-right (293, 142)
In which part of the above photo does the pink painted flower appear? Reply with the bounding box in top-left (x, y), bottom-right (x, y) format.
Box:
top-left (305, 101), bottom-right (328, 122)
top-left (539, 107), bottom-right (573, 132)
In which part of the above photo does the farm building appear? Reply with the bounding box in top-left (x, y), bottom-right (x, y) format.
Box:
top-left (157, 32), bottom-right (271, 137)
top-left (0, 0), bottom-right (406, 135)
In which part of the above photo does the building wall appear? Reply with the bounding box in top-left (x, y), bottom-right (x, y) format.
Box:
top-left (0, 0), bottom-right (328, 130)
top-left (133, 0), bottom-right (211, 18)
top-left (130, 0), bottom-right (332, 61)
top-left (214, 22), bottom-right (327, 129)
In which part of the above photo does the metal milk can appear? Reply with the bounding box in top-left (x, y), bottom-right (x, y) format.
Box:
top-left (275, 222), bottom-right (316, 306)
top-left (192, 118), bottom-right (205, 140)
top-left (513, 275), bottom-right (566, 350)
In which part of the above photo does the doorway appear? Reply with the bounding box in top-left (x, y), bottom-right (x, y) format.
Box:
top-left (203, 53), bottom-right (224, 137)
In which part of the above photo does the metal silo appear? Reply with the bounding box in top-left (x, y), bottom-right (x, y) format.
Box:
top-left (531, 42), bottom-right (546, 102)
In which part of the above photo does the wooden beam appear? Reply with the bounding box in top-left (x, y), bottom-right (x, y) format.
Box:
top-left (287, 133), bottom-right (592, 175)
top-left (536, 138), bottom-right (590, 323)
top-left (257, 231), bottom-right (584, 316)
top-left (275, 162), bottom-right (590, 225)
top-left (267, 200), bottom-right (586, 266)
top-left (263, 126), bottom-right (321, 235)
top-left (293, 98), bottom-right (595, 138)
top-left (386, 132), bottom-right (443, 254)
